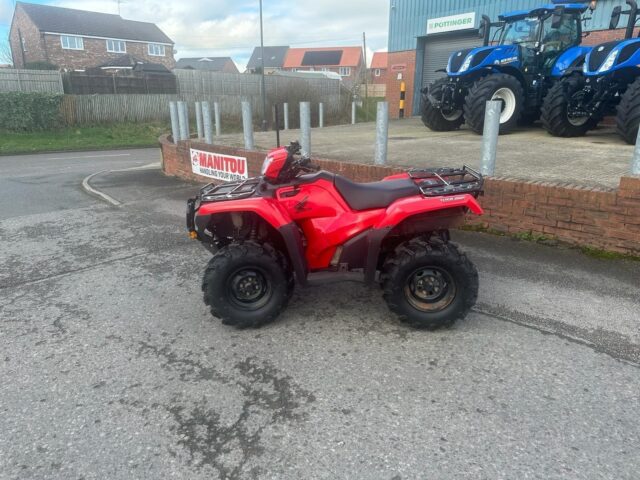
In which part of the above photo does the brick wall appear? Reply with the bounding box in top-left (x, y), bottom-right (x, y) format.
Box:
top-left (42, 34), bottom-right (176, 70)
top-left (161, 136), bottom-right (640, 255)
top-left (386, 50), bottom-right (417, 119)
top-left (583, 27), bottom-right (640, 46)
top-left (9, 6), bottom-right (46, 68)
top-left (369, 68), bottom-right (388, 85)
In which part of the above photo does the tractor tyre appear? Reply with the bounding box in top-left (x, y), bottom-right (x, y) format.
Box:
top-left (616, 77), bottom-right (640, 144)
top-left (202, 242), bottom-right (293, 328)
top-left (381, 237), bottom-right (478, 330)
top-left (541, 75), bottom-right (600, 137)
top-left (464, 73), bottom-right (524, 134)
top-left (421, 78), bottom-right (465, 132)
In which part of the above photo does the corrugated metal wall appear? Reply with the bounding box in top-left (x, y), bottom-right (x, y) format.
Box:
top-left (389, 0), bottom-right (632, 52)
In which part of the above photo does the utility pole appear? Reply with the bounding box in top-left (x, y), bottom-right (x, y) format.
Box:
top-left (362, 32), bottom-right (369, 122)
top-left (259, 0), bottom-right (268, 131)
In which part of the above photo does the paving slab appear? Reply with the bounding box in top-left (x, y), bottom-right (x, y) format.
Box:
top-left (213, 118), bottom-right (633, 189)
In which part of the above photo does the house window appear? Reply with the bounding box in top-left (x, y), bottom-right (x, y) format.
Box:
top-left (321, 68), bottom-right (328, 72)
top-left (148, 43), bottom-right (165, 56)
top-left (374, 68), bottom-right (381, 77)
top-left (106, 39), bottom-right (126, 53)
top-left (61, 35), bottom-right (84, 50)
top-left (339, 67), bottom-right (351, 77)
top-left (21, 36), bottom-right (27, 52)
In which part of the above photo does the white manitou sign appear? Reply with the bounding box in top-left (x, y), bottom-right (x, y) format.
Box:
top-left (427, 12), bottom-right (476, 35)
top-left (190, 149), bottom-right (249, 182)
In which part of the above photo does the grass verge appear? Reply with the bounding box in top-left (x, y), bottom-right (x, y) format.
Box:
top-left (0, 122), bottom-right (169, 155)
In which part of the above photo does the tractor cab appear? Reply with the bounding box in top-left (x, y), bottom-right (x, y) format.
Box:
top-left (422, 1), bottom-right (594, 136)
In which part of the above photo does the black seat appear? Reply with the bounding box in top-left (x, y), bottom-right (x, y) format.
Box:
top-left (334, 175), bottom-right (420, 211)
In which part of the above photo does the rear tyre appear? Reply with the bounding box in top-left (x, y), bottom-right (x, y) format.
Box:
top-left (464, 73), bottom-right (524, 135)
top-left (202, 242), bottom-right (292, 328)
top-left (381, 238), bottom-right (478, 330)
top-left (541, 75), bottom-right (600, 137)
top-left (421, 78), bottom-right (465, 132)
top-left (616, 77), bottom-right (640, 144)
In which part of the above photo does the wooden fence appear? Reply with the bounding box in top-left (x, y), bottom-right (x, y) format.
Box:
top-left (63, 72), bottom-right (177, 95)
top-left (60, 92), bottom-right (350, 127)
top-left (0, 69), bottom-right (64, 93)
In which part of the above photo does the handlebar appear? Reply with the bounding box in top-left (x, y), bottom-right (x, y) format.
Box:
top-left (287, 141), bottom-right (320, 174)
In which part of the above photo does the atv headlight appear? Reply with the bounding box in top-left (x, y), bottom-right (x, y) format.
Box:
top-left (261, 155), bottom-right (273, 175)
top-left (599, 50), bottom-right (618, 73)
top-left (459, 55), bottom-right (474, 72)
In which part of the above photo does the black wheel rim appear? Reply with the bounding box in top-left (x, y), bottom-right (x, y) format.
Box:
top-left (404, 267), bottom-right (456, 313)
top-left (228, 267), bottom-right (272, 310)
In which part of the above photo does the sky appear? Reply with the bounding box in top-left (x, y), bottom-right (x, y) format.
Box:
top-left (0, 0), bottom-right (389, 69)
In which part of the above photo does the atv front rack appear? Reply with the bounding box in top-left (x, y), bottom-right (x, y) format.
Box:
top-left (199, 177), bottom-right (261, 202)
top-left (409, 165), bottom-right (483, 198)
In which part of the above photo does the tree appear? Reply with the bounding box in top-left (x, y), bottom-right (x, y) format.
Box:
top-left (0, 37), bottom-right (13, 66)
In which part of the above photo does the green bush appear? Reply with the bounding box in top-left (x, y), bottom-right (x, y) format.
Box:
top-left (0, 92), bottom-right (63, 132)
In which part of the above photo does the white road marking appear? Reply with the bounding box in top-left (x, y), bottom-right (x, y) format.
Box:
top-left (81, 163), bottom-right (161, 207)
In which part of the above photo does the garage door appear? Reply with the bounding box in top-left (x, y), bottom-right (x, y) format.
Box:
top-left (422, 32), bottom-right (482, 89)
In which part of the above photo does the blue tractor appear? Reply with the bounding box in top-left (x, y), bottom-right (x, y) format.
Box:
top-left (422, 1), bottom-right (594, 135)
top-left (542, 0), bottom-right (640, 143)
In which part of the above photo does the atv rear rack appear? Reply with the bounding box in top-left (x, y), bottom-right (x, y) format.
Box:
top-left (200, 177), bottom-right (261, 203)
top-left (409, 165), bottom-right (483, 198)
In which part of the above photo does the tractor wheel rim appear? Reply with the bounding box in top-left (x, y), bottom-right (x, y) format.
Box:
top-left (228, 268), bottom-right (271, 310)
top-left (442, 109), bottom-right (463, 121)
top-left (568, 115), bottom-right (589, 126)
top-left (491, 87), bottom-right (517, 124)
top-left (404, 267), bottom-right (456, 313)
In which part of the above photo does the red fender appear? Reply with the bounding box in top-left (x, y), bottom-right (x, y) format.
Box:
top-left (196, 197), bottom-right (292, 229)
top-left (375, 193), bottom-right (483, 229)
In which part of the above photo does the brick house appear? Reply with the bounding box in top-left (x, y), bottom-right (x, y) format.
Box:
top-left (9, 2), bottom-right (175, 71)
top-left (246, 46), bottom-right (289, 74)
top-left (369, 51), bottom-right (388, 84)
top-left (282, 47), bottom-right (364, 85)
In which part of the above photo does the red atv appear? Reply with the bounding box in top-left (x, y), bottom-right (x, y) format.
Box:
top-left (187, 142), bottom-right (483, 329)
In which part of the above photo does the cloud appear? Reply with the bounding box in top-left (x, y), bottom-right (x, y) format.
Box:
top-left (52, 0), bottom-right (389, 69)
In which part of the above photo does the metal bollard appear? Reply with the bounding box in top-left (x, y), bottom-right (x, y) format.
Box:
top-left (632, 125), bottom-right (640, 175)
top-left (283, 102), bottom-right (289, 130)
top-left (214, 102), bottom-right (221, 137)
top-left (241, 101), bottom-right (254, 150)
top-left (374, 101), bottom-right (389, 165)
top-left (300, 102), bottom-right (311, 156)
top-left (169, 101), bottom-right (179, 143)
top-left (195, 102), bottom-right (203, 139)
top-left (177, 101), bottom-right (189, 141)
top-left (202, 101), bottom-right (213, 145)
top-left (352, 101), bottom-right (357, 125)
top-left (480, 100), bottom-right (501, 176)
top-left (319, 102), bottom-right (324, 128)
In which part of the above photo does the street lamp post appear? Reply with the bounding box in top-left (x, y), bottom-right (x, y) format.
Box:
top-left (259, 0), bottom-right (268, 131)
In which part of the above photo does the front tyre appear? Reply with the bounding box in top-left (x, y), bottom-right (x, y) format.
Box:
top-left (616, 77), bottom-right (640, 144)
top-left (381, 238), bottom-right (478, 329)
top-left (202, 242), bottom-right (292, 328)
top-left (464, 73), bottom-right (524, 134)
top-left (541, 75), bottom-right (600, 137)
top-left (421, 78), bottom-right (465, 132)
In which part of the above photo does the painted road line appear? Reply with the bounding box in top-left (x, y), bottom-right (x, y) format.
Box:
top-left (81, 163), bottom-right (161, 207)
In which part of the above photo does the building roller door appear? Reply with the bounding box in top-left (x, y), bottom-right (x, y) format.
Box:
top-left (422, 32), bottom-right (482, 90)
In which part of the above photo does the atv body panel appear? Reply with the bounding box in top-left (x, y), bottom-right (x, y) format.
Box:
top-left (188, 146), bottom-right (483, 286)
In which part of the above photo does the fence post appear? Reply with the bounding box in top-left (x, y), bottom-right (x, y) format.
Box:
top-left (480, 100), bottom-right (501, 176)
top-left (352, 101), bottom-right (357, 125)
top-left (374, 102), bottom-right (389, 165)
top-left (214, 101), bottom-right (221, 136)
top-left (632, 126), bottom-right (640, 175)
top-left (195, 102), bottom-right (203, 139)
top-left (300, 102), bottom-right (311, 156)
top-left (202, 101), bottom-right (213, 145)
top-left (283, 102), bottom-right (289, 130)
top-left (177, 101), bottom-right (189, 141)
top-left (319, 102), bottom-right (324, 128)
top-left (169, 101), bottom-right (180, 143)
top-left (241, 100), bottom-right (254, 150)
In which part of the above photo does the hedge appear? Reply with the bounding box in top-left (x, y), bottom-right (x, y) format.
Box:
top-left (0, 92), bottom-right (63, 132)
